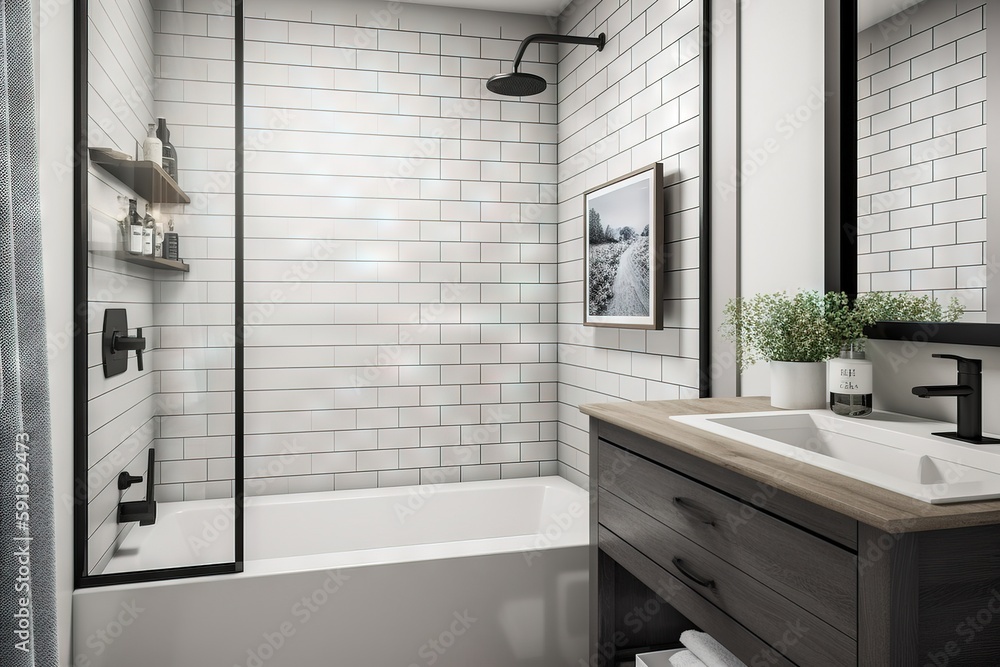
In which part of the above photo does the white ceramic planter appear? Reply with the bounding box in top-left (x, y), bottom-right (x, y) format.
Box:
top-left (769, 360), bottom-right (827, 409)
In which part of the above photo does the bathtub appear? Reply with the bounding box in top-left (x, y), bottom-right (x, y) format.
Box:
top-left (72, 476), bottom-right (590, 667)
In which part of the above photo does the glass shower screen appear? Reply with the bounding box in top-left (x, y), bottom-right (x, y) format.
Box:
top-left (78, 0), bottom-right (242, 583)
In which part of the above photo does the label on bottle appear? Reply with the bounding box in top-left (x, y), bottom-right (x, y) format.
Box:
top-left (164, 233), bottom-right (179, 260)
top-left (142, 228), bottom-right (154, 255)
top-left (828, 360), bottom-right (873, 395)
top-left (130, 226), bottom-right (143, 254)
top-left (155, 223), bottom-right (164, 257)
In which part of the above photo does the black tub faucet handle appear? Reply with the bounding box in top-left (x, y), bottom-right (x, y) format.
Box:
top-left (117, 472), bottom-right (143, 490)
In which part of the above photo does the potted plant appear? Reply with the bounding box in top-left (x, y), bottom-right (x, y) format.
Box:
top-left (722, 291), bottom-right (963, 409)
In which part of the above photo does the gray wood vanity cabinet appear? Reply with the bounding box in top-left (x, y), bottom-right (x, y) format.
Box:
top-left (583, 398), bottom-right (1000, 667)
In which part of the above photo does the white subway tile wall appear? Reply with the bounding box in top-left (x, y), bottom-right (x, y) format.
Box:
top-left (556, 0), bottom-right (704, 487)
top-left (239, 1), bottom-right (560, 493)
top-left (857, 0), bottom-right (988, 318)
top-left (86, 0), bottom-right (160, 574)
top-left (151, 0), bottom-right (237, 504)
top-left (87, 0), bottom-right (238, 573)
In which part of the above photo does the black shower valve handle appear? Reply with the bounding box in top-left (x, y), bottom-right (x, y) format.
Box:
top-left (113, 327), bottom-right (146, 372)
top-left (136, 328), bottom-right (143, 371)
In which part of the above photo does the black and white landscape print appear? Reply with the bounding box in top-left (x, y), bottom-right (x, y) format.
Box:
top-left (584, 167), bottom-right (661, 328)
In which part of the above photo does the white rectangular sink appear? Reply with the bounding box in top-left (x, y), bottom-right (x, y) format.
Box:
top-left (671, 410), bottom-right (1000, 504)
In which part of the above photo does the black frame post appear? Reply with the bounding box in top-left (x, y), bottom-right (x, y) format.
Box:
top-left (699, 0), bottom-right (713, 397)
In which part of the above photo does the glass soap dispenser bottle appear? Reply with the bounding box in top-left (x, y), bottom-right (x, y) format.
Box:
top-left (829, 340), bottom-right (873, 417)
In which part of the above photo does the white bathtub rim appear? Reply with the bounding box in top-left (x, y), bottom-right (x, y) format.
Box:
top-left (243, 532), bottom-right (587, 576)
top-left (152, 474), bottom-right (581, 517)
top-left (249, 474), bottom-right (577, 508)
top-left (82, 476), bottom-right (589, 593)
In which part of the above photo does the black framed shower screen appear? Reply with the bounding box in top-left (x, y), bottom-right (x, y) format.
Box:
top-left (72, 0), bottom-right (245, 588)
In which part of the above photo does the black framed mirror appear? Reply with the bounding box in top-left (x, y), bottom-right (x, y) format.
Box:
top-left (833, 0), bottom-right (1000, 346)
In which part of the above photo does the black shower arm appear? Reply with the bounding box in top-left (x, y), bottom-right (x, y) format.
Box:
top-left (511, 33), bottom-right (606, 72)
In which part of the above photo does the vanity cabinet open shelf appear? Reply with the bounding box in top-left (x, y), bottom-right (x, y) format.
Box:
top-left (585, 398), bottom-right (1000, 667)
top-left (89, 147), bottom-right (190, 205)
top-left (93, 250), bottom-right (189, 273)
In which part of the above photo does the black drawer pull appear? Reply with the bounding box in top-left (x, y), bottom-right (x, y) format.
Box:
top-left (672, 497), bottom-right (716, 526)
top-left (673, 557), bottom-right (716, 589)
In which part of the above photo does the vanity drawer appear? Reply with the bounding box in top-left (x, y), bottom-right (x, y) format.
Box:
top-left (598, 525), bottom-right (800, 667)
top-left (600, 492), bottom-right (856, 666)
top-left (598, 440), bottom-right (857, 637)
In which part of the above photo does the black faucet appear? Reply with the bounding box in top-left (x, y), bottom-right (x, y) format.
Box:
top-left (912, 354), bottom-right (1000, 445)
top-left (118, 449), bottom-right (157, 525)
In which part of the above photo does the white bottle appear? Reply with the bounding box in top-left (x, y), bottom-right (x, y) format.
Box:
top-left (154, 219), bottom-right (164, 258)
top-left (828, 340), bottom-right (873, 417)
top-left (142, 123), bottom-right (162, 165)
top-left (142, 204), bottom-right (155, 256)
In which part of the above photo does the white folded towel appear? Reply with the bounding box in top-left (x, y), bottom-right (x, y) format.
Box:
top-left (680, 630), bottom-right (748, 667)
top-left (669, 650), bottom-right (708, 667)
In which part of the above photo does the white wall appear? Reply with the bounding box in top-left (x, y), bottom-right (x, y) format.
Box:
top-left (37, 0), bottom-right (75, 662)
top-left (738, 0), bottom-right (827, 395)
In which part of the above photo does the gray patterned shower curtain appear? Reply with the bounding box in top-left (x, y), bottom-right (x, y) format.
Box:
top-left (0, 0), bottom-right (58, 665)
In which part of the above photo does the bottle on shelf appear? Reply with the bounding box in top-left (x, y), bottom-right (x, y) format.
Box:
top-left (156, 118), bottom-right (178, 182)
top-left (142, 123), bottom-right (162, 166)
top-left (142, 204), bottom-right (155, 256)
top-left (116, 195), bottom-right (129, 249)
top-left (128, 199), bottom-right (142, 255)
top-left (154, 217), bottom-right (164, 258)
top-left (163, 217), bottom-right (180, 261)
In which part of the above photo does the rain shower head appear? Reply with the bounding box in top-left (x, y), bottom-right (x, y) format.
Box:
top-left (486, 32), bottom-right (607, 97)
top-left (486, 71), bottom-right (548, 97)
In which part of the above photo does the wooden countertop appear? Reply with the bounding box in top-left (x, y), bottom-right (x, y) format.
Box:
top-left (580, 397), bottom-right (1000, 533)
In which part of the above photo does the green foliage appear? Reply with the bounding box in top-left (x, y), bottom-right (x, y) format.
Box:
top-left (721, 291), bottom-right (964, 372)
top-left (853, 291), bottom-right (965, 326)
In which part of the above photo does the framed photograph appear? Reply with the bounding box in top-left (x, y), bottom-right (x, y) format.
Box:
top-left (583, 163), bottom-right (664, 329)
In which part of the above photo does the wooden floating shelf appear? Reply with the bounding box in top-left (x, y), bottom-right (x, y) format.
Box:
top-left (89, 147), bottom-right (190, 205)
top-left (95, 250), bottom-right (190, 273)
